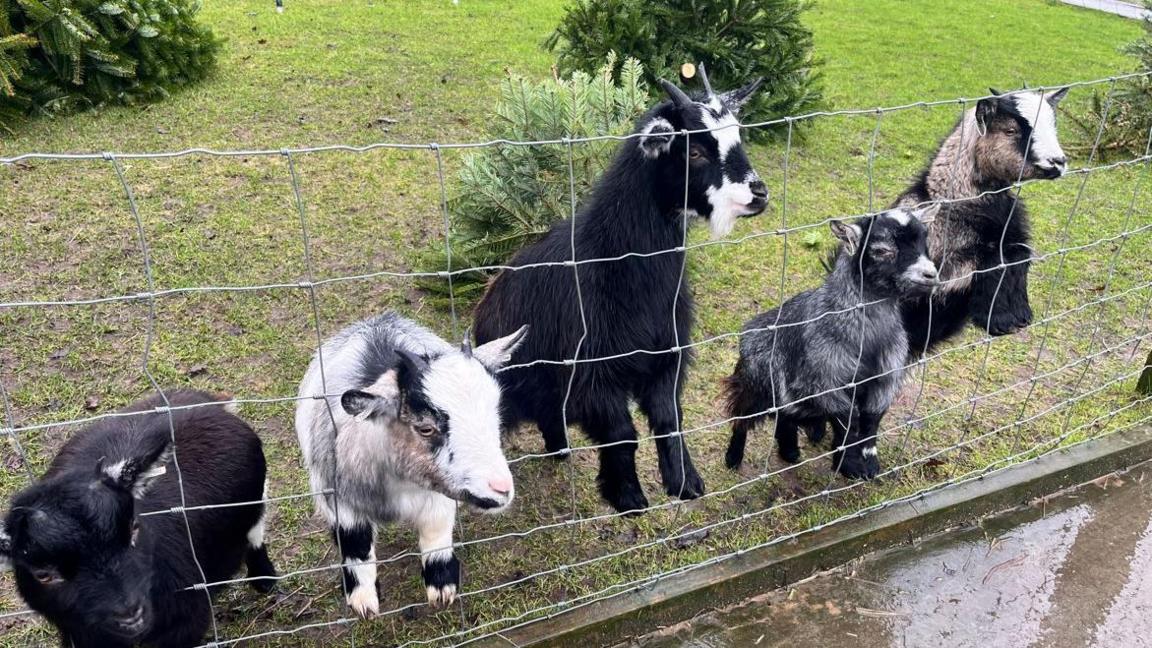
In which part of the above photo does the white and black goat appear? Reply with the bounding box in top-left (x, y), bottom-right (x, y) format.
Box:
top-left (724, 207), bottom-right (939, 479)
top-left (473, 66), bottom-right (767, 514)
top-left (896, 87), bottom-right (1069, 354)
top-left (295, 311), bottom-right (527, 617)
top-left (0, 391), bottom-right (276, 648)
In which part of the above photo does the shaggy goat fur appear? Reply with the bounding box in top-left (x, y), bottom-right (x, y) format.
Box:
top-left (725, 208), bottom-right (938, 479)
top-left (474, 70), bottom-right (767, 513)
top-left (896, 87), bottom-right (1069, 354)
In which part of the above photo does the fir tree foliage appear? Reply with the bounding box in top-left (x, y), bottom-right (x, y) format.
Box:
top-left (1068, 1), bottom-right (1152, 157)
top-left (543, 0), bottom-right (823, 140)
top-left (419, 53), bottom-right (650, 302)
top-left (0, 0), bottom-right (218, 130)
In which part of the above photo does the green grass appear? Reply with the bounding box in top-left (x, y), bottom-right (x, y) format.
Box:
top-left (1, 1), bottom-right (1149, 646)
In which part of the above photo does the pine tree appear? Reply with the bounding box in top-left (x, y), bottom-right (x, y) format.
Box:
top-left (0, 0), bottom-right (219, 131)
top-left (543, 0), bottom-right (823, 140)
top-left (418, 54), bottom-right (650, 304)
top-left (1068, 1), bottom-right (1152, 157)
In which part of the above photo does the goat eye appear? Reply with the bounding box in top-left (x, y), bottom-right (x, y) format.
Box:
top-left (415, 423), bottom-right (438, 437)
top-left (688, 148), bottom-right (703, 160)
top-left (1005, 128), bottom-right (1018, 135)
top-left (33, 569), bottom-right (60, 585)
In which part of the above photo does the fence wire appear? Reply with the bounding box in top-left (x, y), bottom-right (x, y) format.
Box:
top-left (1, 72), bottom-right (1150, 648)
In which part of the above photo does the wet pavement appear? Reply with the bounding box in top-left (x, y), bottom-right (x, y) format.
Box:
top-left (624, 465), bottom-right (1152, 648)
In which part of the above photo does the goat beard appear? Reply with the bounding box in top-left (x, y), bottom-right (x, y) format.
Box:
top-left (707, 209), bottom-right (739, 240)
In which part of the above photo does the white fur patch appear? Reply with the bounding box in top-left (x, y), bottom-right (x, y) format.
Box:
top-left (904, 255), bottom-right (938, 280)
top-left (103, 459), bottom-right (127, 482)
top-left (862, 446), bottom-right (878, 458)
top-left (1011, 91), bottom-right (1066, 171)
top-left (884, 209), bottom-right (911, 226)
top-left (247, 480), bottom-right (269, 548)
top-left (704, 171), bottom-right (758, 239)
top-left (223, 401), bottom-right (240, 415)
top-left (427, 583), bottom-right (457, 607)
top-left (698, 107), bottom-right (741, 162)
top-left (639, 117), bottom-right (674, 159)
top-left (345, 548), bottom-right (379, 618)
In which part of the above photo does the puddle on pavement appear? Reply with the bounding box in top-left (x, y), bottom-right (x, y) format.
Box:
top-left (621, 466), bottom-right (1152, 648)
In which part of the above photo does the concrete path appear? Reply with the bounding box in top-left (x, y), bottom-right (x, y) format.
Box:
top-left (1061, 0), bottom-right (1151, 20)
top-left (624, 464), bottom-right (1152, 648)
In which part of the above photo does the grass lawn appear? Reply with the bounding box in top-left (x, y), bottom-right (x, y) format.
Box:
top-left (1, 0), bottom-right (1149, 646)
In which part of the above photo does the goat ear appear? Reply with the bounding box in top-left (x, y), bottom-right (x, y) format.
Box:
top-left (473, 325), bottom-right (529, 371)
top-left (340, 389), bottom-right (383, 417)
top-left (719, 77), bottom-right (764, 115)
top-left (975, 96), bottom-right (998, 134)
top-left (99, 440), bottom-right (173, 499)
top-left (1046, 86), bottom-right (1069, 106)
top-left (913, 203), bottom-right (941, 224)
top-left (829, 219), bottom-right (862, 254)
top-left (0, 527), bottom-right (11, 572)
top-left (638, 117), bottom-right (676, 159)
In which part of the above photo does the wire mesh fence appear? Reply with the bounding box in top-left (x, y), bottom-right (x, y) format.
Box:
top-left (1, 71), bottom-right (1151, 647)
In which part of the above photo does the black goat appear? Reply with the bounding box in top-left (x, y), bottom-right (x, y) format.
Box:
top-left (0, 390), bottom-right (276, 648)
top-left (724, 207), bottom-right (939, 479)
top-left (474, 67), bottom-right (768, 513)
top-left (896, 87), bottom-right (1069, 354)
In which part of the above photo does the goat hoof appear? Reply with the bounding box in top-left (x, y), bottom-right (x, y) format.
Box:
top-left (426, 583), bottom-right (458, 608)
top-left (836, 456), bottom-right (880, 481)
top-left (985, 311), bottom-right (1032, 336)
top-left (724, 448), bottom-right (744, 470)
top-left (602, 482), bottom-right (649, 515)
top-left (249, 576), bottom-right (277, 594)
top-left (663, 471), bottom-right (705, 500)
top-left (347, 584), bottom-right (380, 618)
top-left (778, 447), bottom-right (801, 464)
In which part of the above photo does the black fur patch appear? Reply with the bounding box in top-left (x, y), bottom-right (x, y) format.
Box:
top-left (422, 554), bottom-right (461, 591)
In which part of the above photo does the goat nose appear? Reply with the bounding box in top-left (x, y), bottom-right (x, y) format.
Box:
top-left (749, 180), bottom-right (768, 199)
top-left (1051, 156), bottom-right (1067, 168)
top-left (115, 605), bottom-right (144, 627)
top-left (487, 476), bottom-right (513, 496)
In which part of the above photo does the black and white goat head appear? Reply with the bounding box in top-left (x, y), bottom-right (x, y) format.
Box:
top-left (638, 64), bottom-right (769, 237)
top-left (829, 205), bottom-right (941, 300)
top-left (974, 87), bottom-right (1069, 183)
top-left (337, 332), bottom-right (525, 513)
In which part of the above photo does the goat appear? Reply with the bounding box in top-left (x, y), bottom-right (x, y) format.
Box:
top-left (0, 390), bottom-right (276, 648)
top-left (724, 206), bottom-right (939, 479)
top-left (295, 311), bottom-right (528, 617)
top-left (895, 87), bottom-right (1069, 355)
top-left (473, 65), bottom-right (768, 514)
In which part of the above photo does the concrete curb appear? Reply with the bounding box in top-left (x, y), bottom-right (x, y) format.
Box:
top-left (474, 425), bottom-right (1152, 648)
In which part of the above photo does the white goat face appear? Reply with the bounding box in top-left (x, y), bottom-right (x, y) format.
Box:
top-left (340, 326), bottom-right (528, 513)
top-left (975, 87), bottom-right (1069, 181)
top-left (637, 66), bottom-right (768, 239)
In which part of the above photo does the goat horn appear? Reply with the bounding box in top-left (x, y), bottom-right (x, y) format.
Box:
top-left (659, 79), bottom-right (693, 108)
top-left (698, 62), bottom-right (714, 97)
top-left (460, 328), bottom-right (473, 358)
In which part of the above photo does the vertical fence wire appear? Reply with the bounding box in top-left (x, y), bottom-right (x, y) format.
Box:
top-left (108, 154), bottom-right (221, 644)
top-left (560, 137), bottom-right (587, 520)
top-left (1009, 79), bottom-right (1120, 455)
top-left (283, 150), bottom-right (358, 645)
top-left (761, 117), bottom-right (795, 477)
